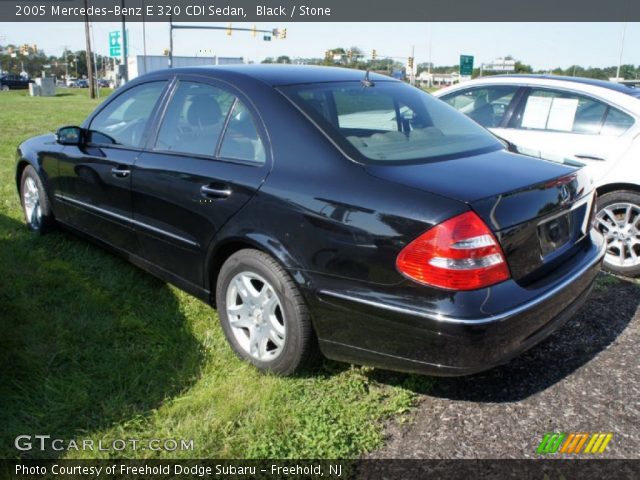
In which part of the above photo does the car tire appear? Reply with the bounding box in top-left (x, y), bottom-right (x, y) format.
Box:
top-left (596, 190), bottom-right (640, 277)
top-left (216, 249), bottom-right (319, 375)
top-left (20, 165), bottom-right (55, 234)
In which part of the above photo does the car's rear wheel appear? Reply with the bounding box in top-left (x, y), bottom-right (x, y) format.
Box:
top-left (596, 190), bottom-right (640, 277)
top-left (20, 165), bottom-right (55, 234)
top-left (216, 249), bottom-right (318, 375)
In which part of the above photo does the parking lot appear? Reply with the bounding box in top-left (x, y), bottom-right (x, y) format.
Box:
top-left (369, 274), bottom-right (640, 458)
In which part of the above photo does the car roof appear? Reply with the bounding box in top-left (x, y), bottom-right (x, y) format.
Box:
top-left (486, 74), bottom-right (640, 98)
top-left (146, 64), bottom-right (398, 87)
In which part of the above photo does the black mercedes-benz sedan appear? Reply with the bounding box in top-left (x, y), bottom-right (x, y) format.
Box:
top-left (16, 65), bottom-right (605, 376)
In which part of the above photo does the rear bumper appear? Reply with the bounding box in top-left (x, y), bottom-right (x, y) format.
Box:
top-left (309, 232), bottom-right (605, 376)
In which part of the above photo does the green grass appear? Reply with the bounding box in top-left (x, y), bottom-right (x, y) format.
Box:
top-left (0, 89), bottom-right (433, 459)
top-left (594, 272), bottom-right (621, 291)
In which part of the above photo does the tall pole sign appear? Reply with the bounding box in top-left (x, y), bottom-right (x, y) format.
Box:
top-left (109, 31), bottom-right (121, 57)
top-left (460, 55), bottom-right (474, 76)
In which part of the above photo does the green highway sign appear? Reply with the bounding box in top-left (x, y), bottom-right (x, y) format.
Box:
top-left (109, 31), bottom-right (121, 58)
top-left (460, 55), bottom-right (474, 76)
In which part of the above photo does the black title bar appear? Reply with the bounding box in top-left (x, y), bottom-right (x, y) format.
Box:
top-left (2, 0), bottom-right (640, 22)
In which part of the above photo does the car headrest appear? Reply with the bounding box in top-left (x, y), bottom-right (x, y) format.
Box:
top-left (187, 95), bottom-right (222, 128)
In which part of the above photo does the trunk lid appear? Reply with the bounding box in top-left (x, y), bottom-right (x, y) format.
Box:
top-left (366, 149), bottom-right (596, 282)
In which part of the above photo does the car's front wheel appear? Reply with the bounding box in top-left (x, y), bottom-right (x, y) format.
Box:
top-left (596, 190), bottom-right (640, 277)
top-left (20, 165), bottom-right (55, 234)
top-left (216, 249), bottom-right (318, 375)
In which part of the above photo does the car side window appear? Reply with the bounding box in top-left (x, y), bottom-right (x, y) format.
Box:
top-left (155, 81), bottom-right (234, 157)
top-left (516, 89), bottom-right (607, 134)
top-left (89, 82), bottom-right (166, 148)
top-left (601, 107), bottom-right (635, 136)
top-left (441, 86), bottom-right (519, 128)
top-left (218, 100), bottom-right (266, 164)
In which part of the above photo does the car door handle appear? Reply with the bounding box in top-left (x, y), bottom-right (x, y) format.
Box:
top-left (111, 166), bottom-right (131, 178)
top-left (200, 185), bottom-right (232, 199)
top-left (575, 154), bottom-right (606, 162)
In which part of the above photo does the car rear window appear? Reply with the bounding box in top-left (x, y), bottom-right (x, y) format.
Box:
top-left (280, 81), bottom-right (502, 164)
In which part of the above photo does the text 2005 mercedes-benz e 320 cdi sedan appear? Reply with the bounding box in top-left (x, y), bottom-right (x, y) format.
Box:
top-left (16, 66), bottom-right (605, 376)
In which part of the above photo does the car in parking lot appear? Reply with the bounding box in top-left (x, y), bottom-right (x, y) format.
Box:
top-left (436, 75), bottom-right (640, 276)
top-left (1, 74), bottom-right (32, 90)
top-left (16, 66), bottom-right (604, 376)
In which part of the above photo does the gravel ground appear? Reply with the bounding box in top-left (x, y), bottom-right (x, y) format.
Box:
top-left (369, 274), bottom-right (640, 459)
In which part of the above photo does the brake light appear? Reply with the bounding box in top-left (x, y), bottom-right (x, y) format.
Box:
top-left (396, 211), bottom-right (510, 290)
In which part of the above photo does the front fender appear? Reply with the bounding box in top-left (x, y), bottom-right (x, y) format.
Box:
top-left (15, 133), bottom-right (64, 213)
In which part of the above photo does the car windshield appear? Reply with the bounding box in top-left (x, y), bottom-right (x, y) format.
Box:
top-left (280, 81), bottom-right (503, 164)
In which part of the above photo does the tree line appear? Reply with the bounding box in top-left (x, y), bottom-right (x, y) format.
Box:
top-left (264, 48), bottom-right (640, 81)
top-left (3, 43), bottom-right (639, 82)
top-left (0, 44), bottom-right (117, 79)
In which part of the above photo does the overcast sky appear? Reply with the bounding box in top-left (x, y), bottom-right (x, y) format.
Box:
top-left (1, 22), bottom-right (638, 70)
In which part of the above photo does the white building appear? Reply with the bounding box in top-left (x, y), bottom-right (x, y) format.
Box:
top-left (126, 55), bottom-right (244, 80)
top-left (418, 71), bottom-right (462, 87)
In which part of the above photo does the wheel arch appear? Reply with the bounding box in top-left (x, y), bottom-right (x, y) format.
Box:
top-left (15, 158), bottom-right (56, 215)
top-left (15, 159), bottom-right (31, 192)
top-left (596, 183), bottom-right (640, 198)
top-left (204, 233), bottom-right (304, 307)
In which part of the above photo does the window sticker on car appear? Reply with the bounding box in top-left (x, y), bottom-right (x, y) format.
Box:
top-left (521, 96), bottom-right (553, 129)
top-left (546, 98), bottom-right (579, 132)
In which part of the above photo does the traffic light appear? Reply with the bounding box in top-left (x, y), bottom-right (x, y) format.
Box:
top-left (280, 28), bottom-right (287, 39)
top-left (162, 48), bottom-right (170, 56)
top-left (372, 49), bottom-right (377, 60)
top-left (226, 23), bottom-right (232, 36)
top-left (272, 28), bottom-right (279, 37)
top-left (407, 57), bottom-right (414, 69)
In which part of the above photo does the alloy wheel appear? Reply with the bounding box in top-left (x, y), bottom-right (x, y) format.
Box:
top-left (596, 202), bottom-right (640, 268)
top-left (22, 177), bottom-right (42, 230)
top-left (225, 271), bottom-right (286, 362)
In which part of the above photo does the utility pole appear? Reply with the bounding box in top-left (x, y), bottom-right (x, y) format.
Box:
top-left (90, 21), bottom-right (100, 98)
top-left (121, 0), bottom-right (129, 82)
top-left (142, 0), bottom-right (148, 73)
top-left (84, 0), bottom-right (96, 99)
top-left (615, 22), bottom-right (627, 82)
top-left (169, 16), bottom-right (173, 68)
top-left (63, 45), bottom-right (69, 80)
top-left (410, 45), bottom-right (415, 85)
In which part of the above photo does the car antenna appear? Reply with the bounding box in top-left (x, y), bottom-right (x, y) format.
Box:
top-left (361, 69), bottom-right (375, 88)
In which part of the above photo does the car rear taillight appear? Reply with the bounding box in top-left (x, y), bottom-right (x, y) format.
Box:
top-left (396, 211), bottom-right (510, 291)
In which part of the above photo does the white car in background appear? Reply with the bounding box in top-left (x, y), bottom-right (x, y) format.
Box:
top-left (436, 75), bottom-right (640, 276)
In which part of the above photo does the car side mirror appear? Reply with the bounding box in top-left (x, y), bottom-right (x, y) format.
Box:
top-left (56, 126), bottom-right (84, 145)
